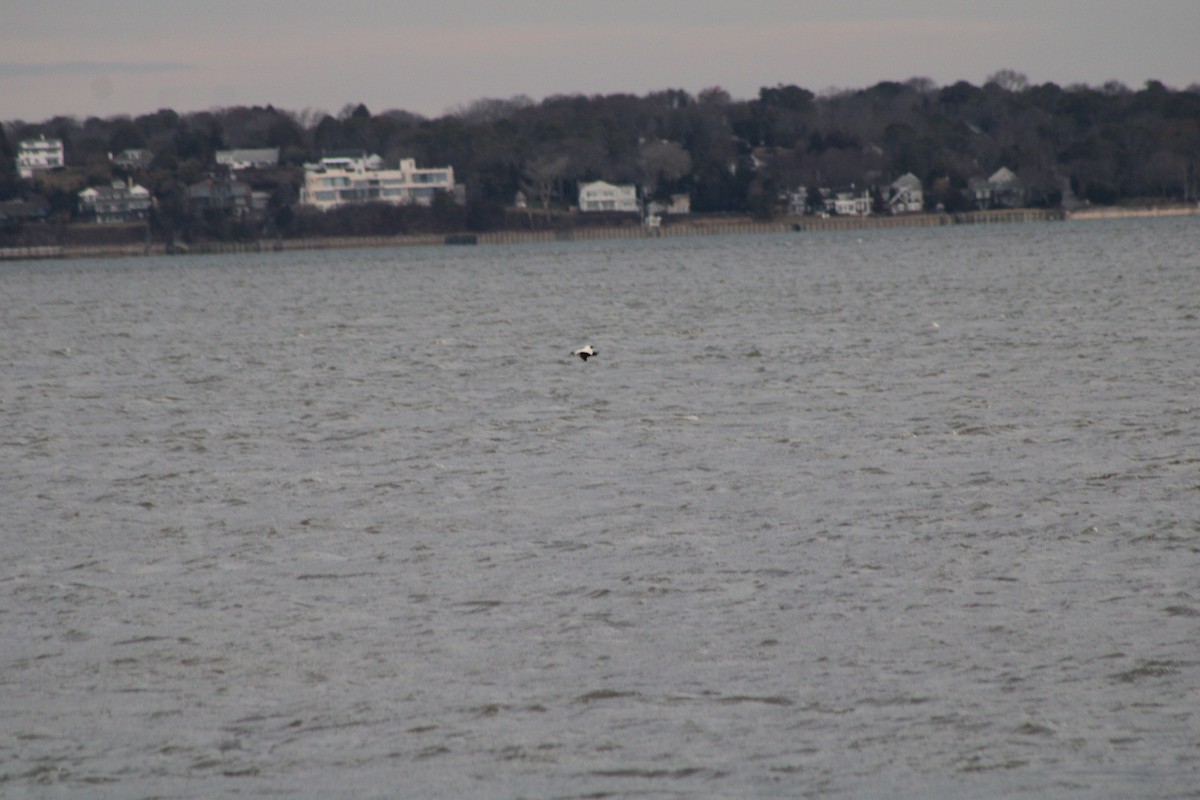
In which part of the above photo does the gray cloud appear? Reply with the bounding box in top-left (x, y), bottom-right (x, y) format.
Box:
top-left (2, 1), bottom-right (1197, 122)
top-left (0, 61), bottom-right (196, 77)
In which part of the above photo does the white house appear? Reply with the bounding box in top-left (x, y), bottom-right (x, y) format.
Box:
top-left (17, 135), bottom-right (64, 178)
top-left (578, 180), bottom-right (639, 212)
top-left (299, 153), bottom-right (455, 210)
top-left (646, 193), bottom-right (691, 217)
top-left (824, 186), bottom-right (872, 216)
top-left (887, 173), bottom-right (924, 214)
top-left (215, 148), bottom-right (280, 171)
top-left (78, 180), bottom-right (153, 223)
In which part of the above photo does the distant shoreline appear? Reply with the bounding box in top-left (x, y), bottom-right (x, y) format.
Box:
top-left (2, 205), bottom-right (1195, 262)
top-left (1062, 204), bottom-right (1200, 221)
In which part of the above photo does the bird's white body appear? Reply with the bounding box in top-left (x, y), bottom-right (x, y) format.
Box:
top-left (572, 345), bottom-right (597, 361)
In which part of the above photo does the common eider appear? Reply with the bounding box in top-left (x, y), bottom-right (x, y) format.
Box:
top-left (572, 345), bottom-right (597, 362)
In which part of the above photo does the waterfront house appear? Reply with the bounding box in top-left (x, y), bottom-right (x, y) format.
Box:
top-left (187, 175), bottom-right (252, 216)
top-left (299, 153), bottom-right (456, 210)
top-left (970, 166), bottom-right (1025, 209)
top-left (0, 197), bottom-right (50, 223)
top-left (787, 187), bottom-right (809, 216)
top-left (988, 167), bottom-right (1025, 208)
top-left (887, 173), bottom-right (924, 214)
top-left (824, 186), bottom-right (872, 216)
top-left (646, 193), bottom-right (691, 216)
top-left (78, 180), bottom-right (153, 223)
top-left (578, 180), bottom-right (639, 213)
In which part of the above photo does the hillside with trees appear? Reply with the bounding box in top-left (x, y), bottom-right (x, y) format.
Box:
top-left (3, 72), bottom-right (1199, 245)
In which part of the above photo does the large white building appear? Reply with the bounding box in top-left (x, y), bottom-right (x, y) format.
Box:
top-left (578, 180), bottom-right (639, 212)
top-left (17, 135), bottom-right (64, 178)
top-left (299, 153), bottom-right (455, 210)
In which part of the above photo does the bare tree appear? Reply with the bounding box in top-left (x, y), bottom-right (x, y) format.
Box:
top-left (523, 154), bottom-right (570, 209)
top-left (636, 140), bottom-right (692, 200)
top-left (904, 76), bottom-right (939, 95)
top-left (986, 69), bottom-right (1030, 92)
top-left (448, 95), bottom-right (534, 125)
top-left (697, 86), bottom-right (732, 107)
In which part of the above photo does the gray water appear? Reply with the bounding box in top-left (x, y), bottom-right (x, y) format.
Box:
top-left (2, 219), bottom-right (1198, 799)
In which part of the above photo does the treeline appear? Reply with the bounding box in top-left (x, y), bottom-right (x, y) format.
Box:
top-left (2, 72), bottom-right (1199, 239)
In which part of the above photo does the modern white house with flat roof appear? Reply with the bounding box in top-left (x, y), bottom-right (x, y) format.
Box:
top-left (299, 153), bottom-right (455, 210)
top-left (578, 180), bottom-right (639, 212)
top-left (17, 135), bottom-right (64, 178)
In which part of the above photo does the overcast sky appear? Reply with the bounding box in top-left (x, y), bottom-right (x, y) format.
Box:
top-left (3, 0), bottom-right (1198, 122)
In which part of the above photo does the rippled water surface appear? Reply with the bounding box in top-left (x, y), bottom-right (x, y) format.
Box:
top-left (3, 219), bottom-right (1199, 798)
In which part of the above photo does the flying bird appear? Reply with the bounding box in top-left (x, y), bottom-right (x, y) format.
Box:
top-left (572, 345), bottom-right (597, 362)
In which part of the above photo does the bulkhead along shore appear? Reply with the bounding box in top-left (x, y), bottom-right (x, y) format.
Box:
top-left (2, 204), bottom-right (1195, 261)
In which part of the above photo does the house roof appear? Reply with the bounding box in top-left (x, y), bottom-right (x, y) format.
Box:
top-left (79, 182), bottom-right (150, 201)
top-left (988, 167), bottom-right (1020, 186)
top-left (18, 135), bottom-right (63, 148)
top-left (579, 179), bottom-right (634, 191)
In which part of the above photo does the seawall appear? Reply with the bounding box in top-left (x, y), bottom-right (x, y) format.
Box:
top-left (6, 206), bottom-right (1174, 262)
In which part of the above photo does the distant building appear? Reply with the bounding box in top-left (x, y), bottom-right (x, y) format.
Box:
top-left (78, 180), bottom-right (153, 223)
top-left (0, 197), bottom-right (50, 223)
top-left (111, 149), bottom-right (153, 170)
top-left (17, 135), bottom-right (64, 178)
top-left (887, 173), bottom-right (924, 214)
top-left (215, 148), bottom-right (280, 171)
top-left (970, 166), bottom-right (1025, 209)
top-left (645, 193), bottom-right (691, 216)
top-left (824, 186), bottom-right (872, 216)
top-left (968, 177), bottom-right (990, 208)
top-left (988, 167), bottom-right (1024, 207)
top-left (186, 175), bottom-right (252, 215)
top-left (787, 187), bottom-right (809, 216)
top-left (299, 153), bottom-right (456, 210)
top-left (578, 180), bottom-right (638, 212)
top-left (318, 150), bottom-right (384, 171)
